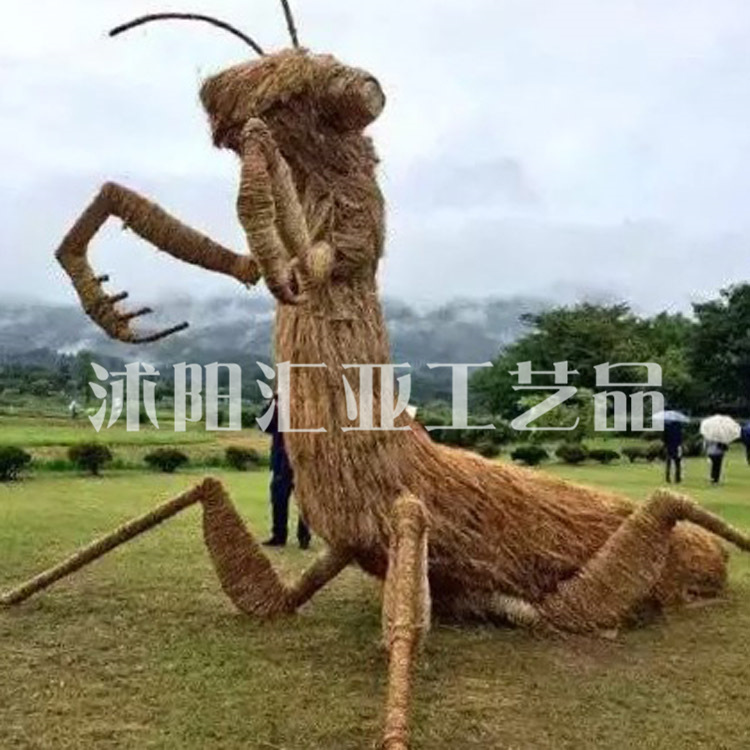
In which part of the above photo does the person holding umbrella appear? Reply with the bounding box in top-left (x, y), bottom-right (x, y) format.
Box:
top-left (655, 410), bottom-right (690, 484)
top-left (700, 415), bottom-right (741, 485)
top-left (705, 440), bottom-right (729, 484)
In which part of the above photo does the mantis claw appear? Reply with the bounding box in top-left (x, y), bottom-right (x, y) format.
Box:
top-left (56, 181), bottom-right (258, 345)
top-left (131, 321), bottom-right (190, 345)
top-left (267, 257), bottom-right (308, 305)
top-left (120, 307), bottom-right (154, 322)
top-left (267, 278), bottom-right (306, 306)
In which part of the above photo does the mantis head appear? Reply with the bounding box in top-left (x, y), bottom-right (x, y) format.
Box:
top-left (110, 3), bottom-right (386, 152)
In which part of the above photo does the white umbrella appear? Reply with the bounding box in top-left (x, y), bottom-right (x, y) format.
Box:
top-left (700, 415), bottom-right (741, 444)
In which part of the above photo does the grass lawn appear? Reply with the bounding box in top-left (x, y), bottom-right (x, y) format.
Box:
top-left (0, 415), bottom-right (215, 448)
top-left (2, 456), bottom-right (750, 749)
top-left (0, 415), bottom-right (269, 469)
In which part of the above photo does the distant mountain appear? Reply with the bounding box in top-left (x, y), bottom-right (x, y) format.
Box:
top-left (0, 295), bottom-right (547, 400)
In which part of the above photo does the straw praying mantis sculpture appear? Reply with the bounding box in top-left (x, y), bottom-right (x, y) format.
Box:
top-left (4, 5), bottom-right (750, 749)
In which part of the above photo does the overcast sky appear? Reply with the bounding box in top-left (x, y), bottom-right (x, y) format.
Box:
top-left (3, 0), bottom-right (750, 313)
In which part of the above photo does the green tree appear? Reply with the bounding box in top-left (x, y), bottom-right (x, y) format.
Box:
top-left (473, 303), bottom-right (695, 419)
top-left (690, 284), bottom-right (750, 413)
top-left (514, 388), bottom-right (595, 443)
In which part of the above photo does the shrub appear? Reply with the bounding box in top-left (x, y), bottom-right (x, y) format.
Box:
top-left (588, 448), bottom-right (620, 465)
top-left (474, 439), bottom-right (501, 459)
top-left (430, 428), bottom-right (479, 448)
top-left (144, 448), bottom-right (189, 474)
top-left (255, 451), bottom-right (271, 469)
top-left (510, 445), bottom-right (549, 466)
top-left (683, 421), bottom-right (700, 440)
top-left (645, 443), bottom-right (666, 463)
top-left (0, 446), bottom-right (32, 482)
top-left (490, 420), bottom-right (514, 446)
top-left (225, 446), bottom-right (262, 471)
top-left (622, 446), bottom-right (647, 463)
top-left (555, 443), bottom-right (589, 465)
top-left (110, 458), bottom-right (133, 471)
top-left (68, 443), bottom-right (113, 476)
top-left (241, 405), bottom-right (263, 429)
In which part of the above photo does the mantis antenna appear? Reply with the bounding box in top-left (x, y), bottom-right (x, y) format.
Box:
top-left (109, 13), bottom-right (266, 56)
top-left (279, 0), bottom-right (301, 48)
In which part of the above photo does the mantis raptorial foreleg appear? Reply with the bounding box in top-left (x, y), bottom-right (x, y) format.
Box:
top-left (56, 182), bottom-right (261, 343)
top-left (238, 119), bottom-right (336, 292)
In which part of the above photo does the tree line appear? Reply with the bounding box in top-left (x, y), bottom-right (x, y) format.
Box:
top-left (472, 284), bottom-right (750, 419)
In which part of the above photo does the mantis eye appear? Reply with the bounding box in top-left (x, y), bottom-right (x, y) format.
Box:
top-left (325, 71), bottom-right (386, 131)
top-left (361, 77), bottom-right (386, 121)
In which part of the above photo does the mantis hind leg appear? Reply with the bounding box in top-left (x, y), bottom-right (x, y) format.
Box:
top-left (540, 490), bottom-right (745, 633)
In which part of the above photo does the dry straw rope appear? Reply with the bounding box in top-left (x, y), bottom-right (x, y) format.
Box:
top-left (200, 477), bottom-right (350, 616)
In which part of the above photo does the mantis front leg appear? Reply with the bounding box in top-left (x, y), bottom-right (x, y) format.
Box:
top-left (2, 478), bottom-right (353, 616)
top-left (201, 478), bottom-right (352, 615)
top-left (382, 494), bottom-right (431, 750)
top-left (237, 119), bottom-right (335, 300)
top-left (56, 182), bottom-right (261, 343)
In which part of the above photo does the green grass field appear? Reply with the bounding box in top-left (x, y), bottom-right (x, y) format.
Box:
top-left (2, 454), bottom-right (750, 748)
top-left (0, 415), bottom-right (217, 448)
top-left (0, 415), bottom-right (269, 470)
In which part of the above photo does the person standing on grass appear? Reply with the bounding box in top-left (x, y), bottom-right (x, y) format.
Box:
top-left (705, 440), bottom-right (729, 485)
top-left (262, 399), bottom-right (311, 550)
top-left (741, 422), bottom-right (750, 465)
top-left (663, 420), bottom-right (684, 484)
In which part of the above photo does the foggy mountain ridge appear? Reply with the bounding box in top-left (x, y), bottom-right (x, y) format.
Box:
top-left (0, 295), bottom-right (547, 382)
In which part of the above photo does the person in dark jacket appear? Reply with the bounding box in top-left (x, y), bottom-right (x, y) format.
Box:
top-left (262, 402), bottom-right (311, 549)
top-left (705, 440), bottom-right (729, 485)
top-left (663, 420), bottom-right (683, 484)
top-left (741, 422), bottom-right (750, 465)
